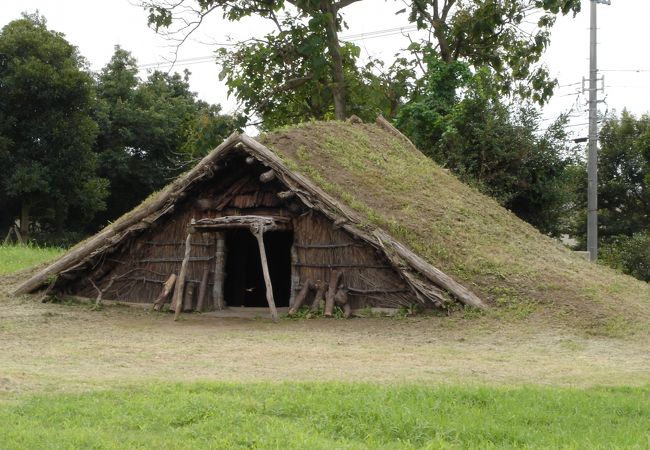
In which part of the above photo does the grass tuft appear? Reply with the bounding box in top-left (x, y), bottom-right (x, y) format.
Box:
top-left (0, 244), bottom-right (64, 275)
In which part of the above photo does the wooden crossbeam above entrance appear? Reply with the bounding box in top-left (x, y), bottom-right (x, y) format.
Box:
top-left (189, 215), bottom-right (292, 233)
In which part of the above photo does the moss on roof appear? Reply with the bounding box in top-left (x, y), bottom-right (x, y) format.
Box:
top-left (260, 120), bottom-right (650, 334)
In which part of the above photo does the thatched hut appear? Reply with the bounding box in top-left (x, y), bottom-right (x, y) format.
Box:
top-left (14, 117), bottom-right (485, 318)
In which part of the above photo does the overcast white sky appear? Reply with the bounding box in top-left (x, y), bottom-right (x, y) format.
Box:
top-left (1, 0), bottom-right (649, 138)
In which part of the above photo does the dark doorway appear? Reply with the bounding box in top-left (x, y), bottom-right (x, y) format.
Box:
top-left (224, 230), bottom-right (293, 307)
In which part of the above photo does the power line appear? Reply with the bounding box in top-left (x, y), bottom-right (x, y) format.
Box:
top-left (136, 25), bottom-right (420, 69)
top-left (600, 68), bottom-right (650, 73)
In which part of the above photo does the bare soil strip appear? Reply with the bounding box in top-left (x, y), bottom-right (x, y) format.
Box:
top-left (1, 292), bottom-right (648, 399)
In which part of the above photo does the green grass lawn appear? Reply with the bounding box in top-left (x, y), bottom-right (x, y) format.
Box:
top-left (1, 383), bottom-right (648, 449)
top-left (0, 244), bottom-right (64, 275)
top-left (1, 246), bottom-right (648, 449)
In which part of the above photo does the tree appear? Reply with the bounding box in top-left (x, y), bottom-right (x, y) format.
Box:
top-left (396, 55), bottom-right (576, 235)
top-left (144, 0), bottom-right (363, 121)
top-left (404, 0), bottom-right (581, 104)
top-left (215, 14), bottom-right (407, 129)
top-left (0, 14), bottom-right (107, 240)
top-left (571, 110), bottom-right (650, 246)
top-left (91, 47), bottom-right (244, 228)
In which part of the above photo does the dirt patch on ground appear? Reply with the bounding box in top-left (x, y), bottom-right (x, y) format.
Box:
top-left (1, 283), bottom-right (648, 400)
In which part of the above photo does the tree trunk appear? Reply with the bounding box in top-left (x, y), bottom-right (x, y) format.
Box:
top-left (55, 203), bottom-right (67, 234)
top-left (322, 1), bottom-right (347, 120)
top-left (19, 200), bottom-right (30, 242)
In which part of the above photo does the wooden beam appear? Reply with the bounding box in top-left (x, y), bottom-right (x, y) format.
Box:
top-left (375, 231), bottom-right (486, 309)
top-left (173, 233), bottom-right (193, 321)
top-left (191, 215), bottom-right (291, 232)
top-left (259, 169), bottom-right (275, 183)
top-left (212, 175), bottom-right (252, 211)
top-left (251, 224), bottom-right (278, 322)
top-left (212, 232), bottom-right (226, 310)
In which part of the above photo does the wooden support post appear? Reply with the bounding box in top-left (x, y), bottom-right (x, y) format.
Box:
top-left (288, 279), bottom-right (312, 316)
top-left (195, 267), bottom-right (210, 312)
top-left (183, 283), bottom-right (195, 312)
top-left (289, 245), bottom-right (300, 307)
top-left (252, 224), bottom-right (278, 322)
top-left (310, 281), bottom-right (327, 313)
top-left (153, 274), bottom-right (176, 311)
top-left (324, 270), bottom-right (342, 317)
top-left (212, 232), bottom-right (226, 310)
top-left (173, 233), bottom-right (192, 321)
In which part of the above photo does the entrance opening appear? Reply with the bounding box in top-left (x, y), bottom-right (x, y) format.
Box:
top-left (224, 230), bottom-right (293, 308)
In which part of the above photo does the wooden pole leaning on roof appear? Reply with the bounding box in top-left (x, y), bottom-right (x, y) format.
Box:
top-left (173, 232), bottom-right (193, 321)
top-left (251, 222), bottom-right (278, 322)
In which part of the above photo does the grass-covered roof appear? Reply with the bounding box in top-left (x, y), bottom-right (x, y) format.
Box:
top-left (260, 120), bottom-right (650, 334)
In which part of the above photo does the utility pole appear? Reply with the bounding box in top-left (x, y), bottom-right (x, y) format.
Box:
top-left (585, 0), bottom-right (610, 262)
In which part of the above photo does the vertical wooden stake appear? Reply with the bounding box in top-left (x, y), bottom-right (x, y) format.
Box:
top-left (252, 225), bottom-right (278, 322)
top-left (173, 232), bottom-right (192, 321)
top-left (196, 267), bottom-right (210, 312)
top-left (324, 270), bottom-right (342, 317)
top-left (289, 245), bottom-right (300, 308)
top-left (183, 283), bottom-right (196, 312)
top-left (212, 232), bottom-right (226, 310)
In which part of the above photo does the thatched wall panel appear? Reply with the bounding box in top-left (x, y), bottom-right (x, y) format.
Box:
top-left (293, 211), bottom-right (410, 308)
top-left (66, 156), bottom-right (415, 310)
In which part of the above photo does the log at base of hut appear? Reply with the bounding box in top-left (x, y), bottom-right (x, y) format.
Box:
top-left (310, 281), bottom-right (327, 313)
top-left (183, 283), bottom-right (195, 312)
top-left (288, 279), bottom-right (313, 316)
top-left (334, 288), bottom-right (351, 318)
top-left (153, 274), bottom-right (177, 311)
top-left (324, 271), bottom-right (343, 317)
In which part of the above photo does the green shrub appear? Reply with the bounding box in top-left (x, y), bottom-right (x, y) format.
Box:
top-left (600, 232), bottom-right (650, 282)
